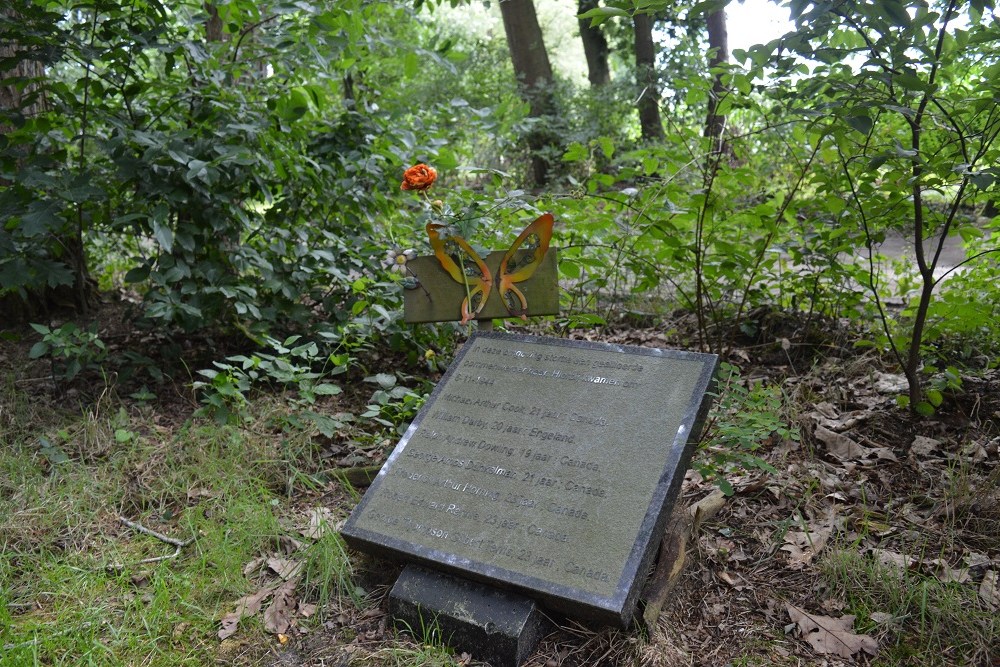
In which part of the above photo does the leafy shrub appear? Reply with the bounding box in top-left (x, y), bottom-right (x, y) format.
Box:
top-left (28, 322), bottom-right (107, 381)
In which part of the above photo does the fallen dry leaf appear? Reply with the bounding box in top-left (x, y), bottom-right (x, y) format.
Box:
top-left (815, 425), bottom-right (866, 459)
top-left (809, 403), bottom-right (871, 431)
top-left (910, 435), bottom-right (941, 457)
top-left (780, 543), bottom-right (810, 568)
top-left (304, 507), bottom-right (336, 539)
top-left (787, 604), bottom-right (878, 659)
top-left (277, 535), bottom-right (305, 554)
top-left (267, 557), bottom-right (303, 581)
top-left (872, 548), bottom-right (917, 570)
top-left (218, 585), bottom-right (277, 640)
top-left (868, 447), bottom-right (899, 462)
top-left (782, 526), bottom-right (833, 568)
top-left (874, 372), bottom-right (907, 394)
top-left (242, 556), bottom-right (266, 576)
top-left (263, 577), bottom-right (299, 635)
top-left (980, 571), bottom-right (999, 611)
top-left (872, 549), bottom-right (969, 583)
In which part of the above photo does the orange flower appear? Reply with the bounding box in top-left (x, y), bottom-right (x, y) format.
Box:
top-left (401, 163), bottom-right (437, 191)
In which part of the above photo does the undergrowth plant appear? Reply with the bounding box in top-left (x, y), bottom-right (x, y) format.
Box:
top-left (194, 335), bottom-right (347, 426)
top-left (697, 362), bottom-right (797, 495)
top-left (28, 322), bottom-right (107, 382)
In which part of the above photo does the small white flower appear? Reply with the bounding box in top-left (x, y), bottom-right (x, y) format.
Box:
top-left (383, 248), bottom-right (417, 273)
top-left (620, 187), bottom-right (639, 197)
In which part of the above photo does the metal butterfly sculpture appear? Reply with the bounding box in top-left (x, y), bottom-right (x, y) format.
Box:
top-left (426, 213), bottom-right (554, 324)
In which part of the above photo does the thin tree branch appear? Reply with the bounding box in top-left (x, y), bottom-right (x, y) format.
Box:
top-left (933, 247), bottom-right (1000, 285)
top-left (838, 148), bottom-right (907, 373)
top-left (105, 516), bottom-right (194, 571)
top-left (231, 14), bottom-right (280, 65)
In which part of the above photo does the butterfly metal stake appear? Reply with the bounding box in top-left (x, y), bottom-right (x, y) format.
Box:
top-left (402, 214), bottom-right (559, 325)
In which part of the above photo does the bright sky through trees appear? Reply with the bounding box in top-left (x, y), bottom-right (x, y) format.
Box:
top-left (727, 0), bottom-right (793, 53)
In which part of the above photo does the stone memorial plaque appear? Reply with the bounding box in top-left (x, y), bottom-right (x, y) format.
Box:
top-left (341, 332), bottom-right (717, 626)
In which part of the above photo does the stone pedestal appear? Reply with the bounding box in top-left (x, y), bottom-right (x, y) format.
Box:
top-left (389, 565), bottom-right (549, 667)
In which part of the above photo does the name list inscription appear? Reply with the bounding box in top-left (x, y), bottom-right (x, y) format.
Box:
top-left (348, 336), bottom-right (706, 598)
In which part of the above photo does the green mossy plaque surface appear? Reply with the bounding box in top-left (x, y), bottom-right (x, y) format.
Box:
top-left (342, 332), bottom-right (717, 626)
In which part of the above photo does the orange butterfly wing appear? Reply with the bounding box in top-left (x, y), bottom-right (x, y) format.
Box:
top-left (426, 223), bottom-right (493, 324)
top-left (498, 213), bottom-right (554, 320)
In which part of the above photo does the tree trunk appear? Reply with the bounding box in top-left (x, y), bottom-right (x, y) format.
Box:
top-left (498, 0), bottom-right (558, 185)
top-left (633, 13), bottom-right (664, 142)
top-left (578, 0), bottom-right (610, 87)
top-left (204, 3), bottom-right (226, 42)
top-left (704, 7), bottom-right (729, 152)
top-left (0, 9), bottom-right (46, 147)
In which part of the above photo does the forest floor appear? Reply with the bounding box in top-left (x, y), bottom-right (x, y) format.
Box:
top-left (2, 301), bottom-right (998, 667)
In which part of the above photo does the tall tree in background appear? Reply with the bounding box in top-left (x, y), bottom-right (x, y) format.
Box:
top-left (578, 0), bottom-right (611, 86)
top-left (633, 12), bottom-right (664, 141)
top-left (704, 4), bottom-right (729, 151)
top-left (498, 0), bottom-right (559, 184)
top-left (204, 2), bottom-right (225, 42)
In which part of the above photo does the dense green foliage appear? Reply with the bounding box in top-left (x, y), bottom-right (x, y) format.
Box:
top-left (2, 0), bottom-right (998, 412)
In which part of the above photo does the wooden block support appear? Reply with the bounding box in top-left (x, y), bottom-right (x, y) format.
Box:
top-left (403, 250), bottom-right (559, 324)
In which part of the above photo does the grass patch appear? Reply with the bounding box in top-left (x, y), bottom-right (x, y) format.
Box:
top-left (821, 548), bottom-right (998, 666)
top-left (0, 381), bottom-right (356, 666)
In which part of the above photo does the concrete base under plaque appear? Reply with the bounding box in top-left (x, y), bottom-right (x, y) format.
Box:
top-left (389, 565), bottom-right (549, 667)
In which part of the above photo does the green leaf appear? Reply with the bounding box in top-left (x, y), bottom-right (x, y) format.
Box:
top-left (567, 313), bottom-right (607, 327)
top-left (867, 154), bottom-right (890, 170)
top-left (878, 0), bottom-right (912, 27)
top-left (789, 0), bottom-right (810, 19)
top-left (436, 146), bottom-right (458, 170)
top-left (403, 51), bottom-right (420, 78)
top-left (38, 437), bottom-right (70, 465)
top-left (374, 373), bottom-right (396, 389)
top-left (895, 72), bottom-right (929, 91)
top-left (597, 136), bottom-right (614, 159)
top-left (560, 260), bottom-right (581, 279)
top-left (689, 0), bottom-right (727, 16)
top-left (124, 266), bottom-right (150, 283)
top-left (915, 401), bottom-right (935, 416)
top-left (577, 6), bottom-right (629, 25)
top-left (926, 389), bottom-right (943, 407)
top-left (21, 200), bottom-right (62, 237)
top-left (845, 114), bottom-right (873, 135)
top-left (153, 222), bottom-right (173, 253)
top-left (562, 142), bottom-right (588, 162)
top-left (957, 226), bottom-right (983, 242)
top-left (29, 341), bottom-right (49, 358)
top-left (313, 383), bottom-right (342, 396)
top-left (969, 172), bottom-right (994, 190)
